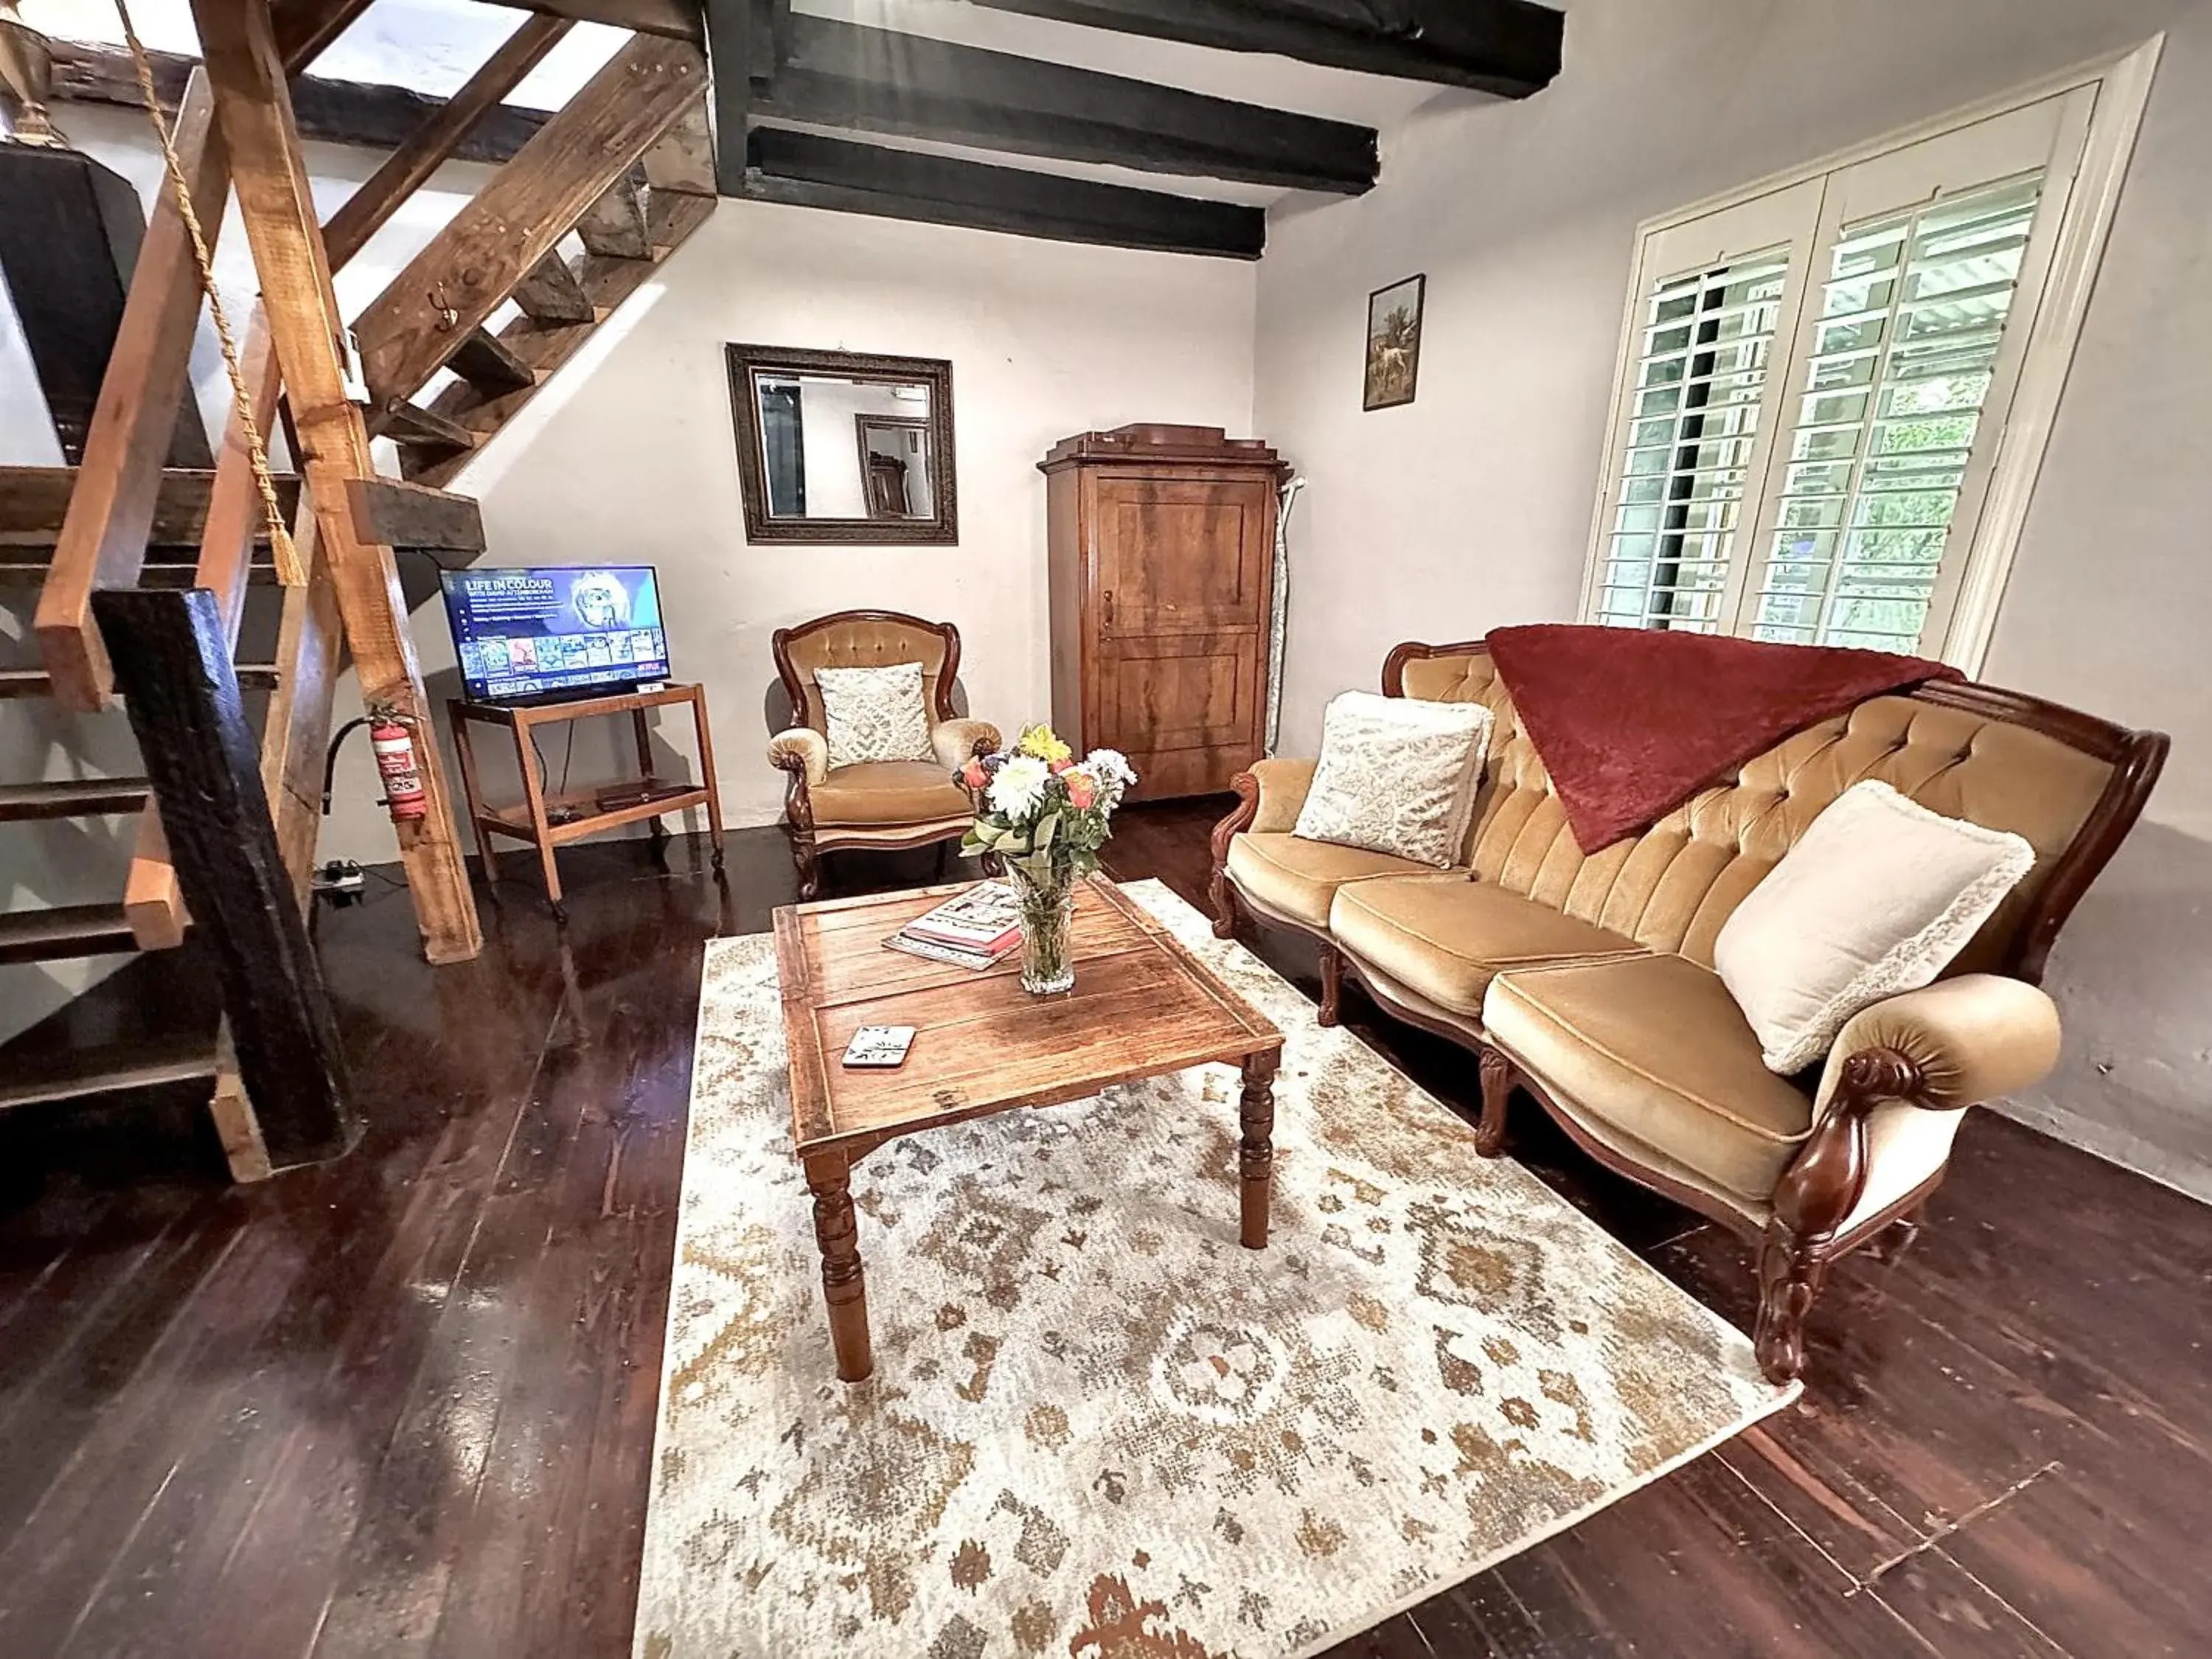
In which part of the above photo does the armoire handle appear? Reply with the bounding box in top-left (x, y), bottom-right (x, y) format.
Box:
top-left (1102, 590), bottom-right (1116, 626)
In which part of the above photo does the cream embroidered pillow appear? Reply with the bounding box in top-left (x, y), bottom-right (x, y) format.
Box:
top-left (1714, 780), bottom-right (2036, 1074)
top-left (1292, 691), bottom-right (1492, 868)
top-left (815, 662), bottom-right (933, 768)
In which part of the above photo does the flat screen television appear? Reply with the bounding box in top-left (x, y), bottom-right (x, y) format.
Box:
top-left (440, 565), bottom-right (671, 706)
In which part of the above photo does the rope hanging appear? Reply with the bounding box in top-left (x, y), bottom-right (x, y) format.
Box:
top-left (113, 0), bottom-right (304, 586)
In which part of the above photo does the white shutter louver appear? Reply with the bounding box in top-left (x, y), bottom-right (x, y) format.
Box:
top-left (1593, 252), bottom-right (1791, 632)
top-left (1748, 173), bottom-right (2046, 652)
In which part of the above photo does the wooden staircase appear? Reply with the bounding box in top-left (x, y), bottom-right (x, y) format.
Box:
top-left (370, 77), bottom-right (717, 488)
top-left (1, 4), bottom-right (714, 1181)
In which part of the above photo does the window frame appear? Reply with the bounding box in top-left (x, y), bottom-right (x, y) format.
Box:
top-left (1578, 38), bottom-right (2163, 672)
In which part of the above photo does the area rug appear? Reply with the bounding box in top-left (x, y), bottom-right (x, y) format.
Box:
top-left (636, 880), bottom-right (1794, 1659)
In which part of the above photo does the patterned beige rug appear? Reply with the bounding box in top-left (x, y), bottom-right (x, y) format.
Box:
top-left (636, 880), bottom-right (1793, 1659)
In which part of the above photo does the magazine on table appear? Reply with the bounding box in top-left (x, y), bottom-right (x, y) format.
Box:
top-left (883, 931), bottom-right (1014, 970)
top-left (900, 883), bottom-right (1023, 951)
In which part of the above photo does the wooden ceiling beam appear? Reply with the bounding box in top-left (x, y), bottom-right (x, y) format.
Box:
top-left (187, 0), bottom-right (481, 966)
top-left (743, 127), bottom-right (1264, 260)
top-left (703, 0), bottom-right (753, 194)
top-left (754, 14), bottom-right (1376, 195)
top-left (965, 0), bottom-right (1564, 97)
top-left (321, 13), bottom-right (573, 267)
top-left (483, 0), bottom-right (702, 41)
top-left (350, 33), bottom-right (707, 414)
top-left (49, 40), bottom-right (549, 163)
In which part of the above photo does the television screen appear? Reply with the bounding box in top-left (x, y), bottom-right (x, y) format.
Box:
top-left (440, 566), bottom-right (671, 705)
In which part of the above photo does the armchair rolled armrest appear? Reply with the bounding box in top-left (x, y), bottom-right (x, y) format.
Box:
top-left (768, 726), bottom-right (828, 790)
top-left (931, 717), bottom-right (1002, 771)
top-left (1243, 757), bottom-right (1319, 832)
top-left (1208, 757), bottom-right (1318, 938)
top-left (1812, 974), bottom-right (2062, 1119)
top-left (1779, 975), bottom-right (2062, 1256)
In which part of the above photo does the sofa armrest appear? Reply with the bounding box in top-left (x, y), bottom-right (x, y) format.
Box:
top-left (1775, 975), bottom-right (2062, 1253)
top-left (1812, 975), bottom-right (2062, 1119)
top-left (931, 717), bottom-right (1001, 771)
top-left (768, 726), bottom-right (828, 790)
top-left (1244, 757), bottom-right (1318, 832)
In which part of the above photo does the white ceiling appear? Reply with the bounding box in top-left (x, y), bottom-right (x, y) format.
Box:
top-left (24, 0), bottom-right (1469, 207)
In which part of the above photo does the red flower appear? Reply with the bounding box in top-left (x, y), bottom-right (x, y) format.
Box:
top-left (1048, 758), bottom-right (1074, 773)
top-left (960, 759), bottom-right (989, 789)
top-left (1064, 771), bottom-right (1097, 810)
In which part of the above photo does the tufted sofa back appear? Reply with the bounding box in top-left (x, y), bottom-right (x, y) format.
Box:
top-left (1388, 641), bottom-right (2162, 984)
top-left (774, 611), bottom-right (959, 735)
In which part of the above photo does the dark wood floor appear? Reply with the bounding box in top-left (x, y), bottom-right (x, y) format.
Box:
top-left (1, 802), bottom-right (2207, 1658)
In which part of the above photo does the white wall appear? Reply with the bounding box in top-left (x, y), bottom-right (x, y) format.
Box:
top-left (0, 106), bottom-right (492, 1040)
top-left (316, 198), bottom-right (1257, 855)
top-left (1253, 0), bottom-right (2212, 1194)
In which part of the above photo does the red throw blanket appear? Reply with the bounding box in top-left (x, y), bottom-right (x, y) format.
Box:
top-left (1486, 625), bottom-right (1961, 853)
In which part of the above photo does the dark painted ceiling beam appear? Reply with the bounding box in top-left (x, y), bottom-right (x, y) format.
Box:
top-left (965, 0), bottom-right (1564, 97)
top-left (756, 13), bottom-right (1376, 195)
top-left (744, 127), bottom-right (1264, 260)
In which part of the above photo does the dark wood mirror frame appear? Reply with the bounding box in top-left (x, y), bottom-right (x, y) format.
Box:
top-left (725, 344), bottom-right (959, 546)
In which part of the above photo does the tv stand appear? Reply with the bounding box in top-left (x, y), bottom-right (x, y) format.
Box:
top-left (448, 683), bottom-right (725, 920)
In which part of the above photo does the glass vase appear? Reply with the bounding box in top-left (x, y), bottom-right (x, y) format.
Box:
top-left (1006, 863), bottom-right (1077, 995)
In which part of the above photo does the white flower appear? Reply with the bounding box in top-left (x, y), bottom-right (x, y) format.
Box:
top-left (987, 754), bottom-right (1051, 818)
top-left (1083, 748), bottom-right (1137, 788)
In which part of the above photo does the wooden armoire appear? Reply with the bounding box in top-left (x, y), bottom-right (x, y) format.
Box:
top-left (1041, 424), bottom-right (1284, 801)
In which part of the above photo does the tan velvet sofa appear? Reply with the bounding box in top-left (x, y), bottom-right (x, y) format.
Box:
top-left (1211, 638), bottom-right (2166, 1382)
top-left (766, 610), bottom-right (998, 900)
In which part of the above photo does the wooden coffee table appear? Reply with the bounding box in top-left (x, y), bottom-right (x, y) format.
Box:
top-left (773, 876), bottom-right (1284, 1382)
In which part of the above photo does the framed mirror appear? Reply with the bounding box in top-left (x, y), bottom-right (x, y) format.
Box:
top-left (725, 344), bottom-right (958, 544)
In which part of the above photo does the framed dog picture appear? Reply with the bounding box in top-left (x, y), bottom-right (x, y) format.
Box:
top-left (1363, 274), bottom-right (1426, 411)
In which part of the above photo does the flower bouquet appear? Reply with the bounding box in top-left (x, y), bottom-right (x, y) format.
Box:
top-left (954, 725), bottom-right (1138, 993)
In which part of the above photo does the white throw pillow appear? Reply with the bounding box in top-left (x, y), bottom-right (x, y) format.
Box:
top-left (1714, 780), bottom-right (2036, 1074)
top-left (815, 661), bottom-right (933, 768)
top-left (1293, 690), bottom-right (1493, 869)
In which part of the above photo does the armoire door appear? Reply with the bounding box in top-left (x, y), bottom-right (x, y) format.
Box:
top-left (1088, 468), bottom-right (1273, 799)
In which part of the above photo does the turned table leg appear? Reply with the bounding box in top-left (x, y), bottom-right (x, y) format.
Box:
top-left (805, 1152), bottom-right (872, 1381)
top-left (1238, 1050), bottom-right (1279, 1250)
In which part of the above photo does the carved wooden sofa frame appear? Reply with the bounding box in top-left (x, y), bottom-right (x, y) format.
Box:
top-left (1209, 639), bottom-right (2168, 1382)
top-left (767, 608), bottom-right (998, 900)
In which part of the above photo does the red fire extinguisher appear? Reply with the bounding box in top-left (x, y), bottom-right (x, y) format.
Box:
top-left (369, 704), bottom-right (428, 822)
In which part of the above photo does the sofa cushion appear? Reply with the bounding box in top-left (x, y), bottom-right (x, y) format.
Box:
top-left (1225, 832), bottom-right (1433, 930)
top-left (1330, 874), bottom-right (1644, 1017)
top-left (1714, 780), bottom-right (2034, 1072)
top-left (815, 661), bottom-right (933, 767)
top-left (810, 761), bottom-right (972, 827)
top-left (1482, 953), bottom-right (1816, 1202)
top-left (1293, 691), bottom-right (1492, 867)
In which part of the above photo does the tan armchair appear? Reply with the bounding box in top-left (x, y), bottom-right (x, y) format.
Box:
top-left (768, 610), bottom-right (999, 900)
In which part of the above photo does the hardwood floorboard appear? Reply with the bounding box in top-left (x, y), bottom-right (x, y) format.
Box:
top-left (0, 806), bottom-right (2204, 1656)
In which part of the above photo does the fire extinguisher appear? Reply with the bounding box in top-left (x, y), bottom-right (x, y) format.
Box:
top-left (369, 704), bottom-right (428, 823)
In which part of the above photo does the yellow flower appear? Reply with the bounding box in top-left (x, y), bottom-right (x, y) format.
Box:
top-left (1016, 723), bottom-right (1071, 764)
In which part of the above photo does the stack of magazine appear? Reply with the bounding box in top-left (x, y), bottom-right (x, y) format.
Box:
top-left (885, 883), bottom-right (1023, 970)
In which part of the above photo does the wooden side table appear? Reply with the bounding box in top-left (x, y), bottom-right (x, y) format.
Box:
top-left (448, 683), bottom-right (725, 919)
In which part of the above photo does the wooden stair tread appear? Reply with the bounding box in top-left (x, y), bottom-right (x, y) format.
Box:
top-left (574, 178), bottom-right (650, 260)
top-left (384, 400), bottom-right (479, 451)
top-left (0, 664), bottom-right (279, 699)
top-left (448, 327), bottom-right (538, 393)
top-left (0, 902), bottom-right (143, 964)
top-left (0, 778), bottom-right (153, 820)
top-left (509, 251), bottom-right (597, 324)
top-left (0, 553), bottom-right (282, 587)
top-left (0, 1036), bottom-right (220, 1113)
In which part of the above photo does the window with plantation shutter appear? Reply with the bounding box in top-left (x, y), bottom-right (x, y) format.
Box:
top-left (1592, 251), bottom-right (1791, 633)
top-left (1747, 174), bottom-right (2045, 651)
top-left (1581, 59), bottom-right (2151, 671)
